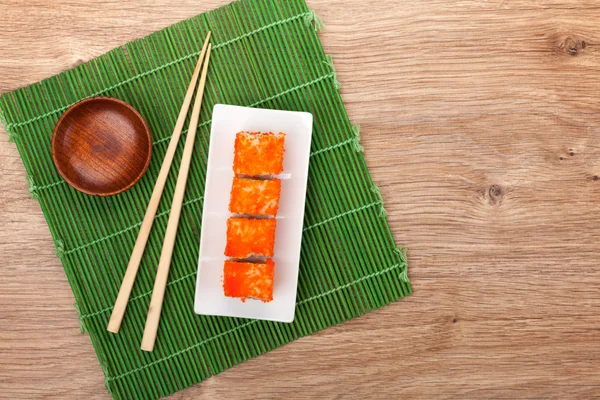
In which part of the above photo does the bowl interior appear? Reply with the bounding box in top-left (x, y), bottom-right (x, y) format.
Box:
top-left (52, 97), bottom-right (152, 196)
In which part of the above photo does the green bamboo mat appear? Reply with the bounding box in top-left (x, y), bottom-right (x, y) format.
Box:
top-left (0, 0), bottom-right (411, 398)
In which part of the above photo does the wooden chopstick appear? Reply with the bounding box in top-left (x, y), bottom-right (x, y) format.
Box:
top-left (140, 44), bottom-right (212, 352)
top-left (107, 32), bottom-right (211, 334)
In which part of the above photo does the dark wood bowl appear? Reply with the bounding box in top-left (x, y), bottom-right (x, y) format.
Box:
top-left (52, 97), bottom-right (152, 196)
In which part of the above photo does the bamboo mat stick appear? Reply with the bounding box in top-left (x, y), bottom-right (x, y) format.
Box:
top-left (107, 32), bottom-right (211, 334)
top-left (141, 44), bottom-right (212, 352)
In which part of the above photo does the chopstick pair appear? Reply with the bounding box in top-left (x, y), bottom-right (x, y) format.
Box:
top-left (107, 32), bottom-right (212, 352)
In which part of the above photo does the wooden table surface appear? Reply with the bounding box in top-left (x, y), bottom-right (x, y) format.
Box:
top-left (1, 0), bottom-right (600, 398)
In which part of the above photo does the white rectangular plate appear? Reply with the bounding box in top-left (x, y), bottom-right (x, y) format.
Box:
top-left (194, 104), bottom-right (313, 323)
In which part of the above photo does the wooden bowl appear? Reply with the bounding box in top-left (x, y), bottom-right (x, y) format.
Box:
top-left (52, 97), bottom-right (152, 196)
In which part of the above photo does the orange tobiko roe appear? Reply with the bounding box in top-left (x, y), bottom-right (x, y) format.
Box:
top-left (224, 217), bottom-right (276, 258)
top-left (223, 259), bottom-right (274, 302)
top-left (233, 132), bottom-right (285, 177)
top-left (229, 177), bottom-right (281, 216)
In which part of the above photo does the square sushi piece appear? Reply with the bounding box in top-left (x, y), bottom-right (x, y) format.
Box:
top-left (223, 259), bottom-right (275, 302)
top-left (225, 217), bottom-right (276, 258)
top-left (229, 177), bottom-right (281, 216)
top-left (233, 131), bottom-right (285, 177)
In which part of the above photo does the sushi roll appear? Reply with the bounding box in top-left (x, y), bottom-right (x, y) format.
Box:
top-left (223, 259), bottom-right (274, 302)
top-left (233, 131), bottom-right (285, 177)
top-left (229, 177), bottom-right (281, 216)
top-left (225, 217), bottom-right (276, 258)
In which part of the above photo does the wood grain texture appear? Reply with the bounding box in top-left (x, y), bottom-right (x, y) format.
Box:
top-left (1, 0), bottom-right (599, 398)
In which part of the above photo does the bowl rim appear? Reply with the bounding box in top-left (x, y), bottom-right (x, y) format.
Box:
top-left (51, 96), bottom-right (153, 197)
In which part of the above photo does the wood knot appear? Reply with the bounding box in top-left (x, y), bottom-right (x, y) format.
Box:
top-left (71, 58), bottom-right (85, 67)
top-left (488, 184), bottom-right (503, 205)
top-left (592, 175), bottom-right (599, 182)
top-left (557, 36), bottom-right (586, 56)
